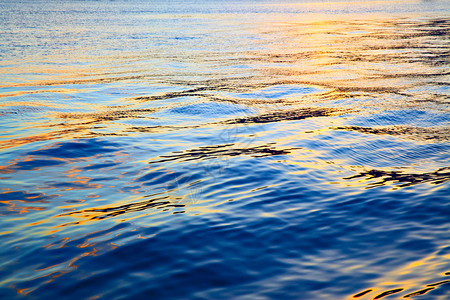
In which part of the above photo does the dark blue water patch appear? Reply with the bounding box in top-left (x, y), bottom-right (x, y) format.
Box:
top-left (0, 190), bottom-right (51, 202)
top-left (22, 220), bottom-right (285, 299)
top-left (330, 186), bottom-right (450, 223)
top-left (2, 157), bottom-right (448, 299)
top-left (11, 158), bottom-right (65, 171)
top-left (165, 101), bottom-right (254, 118)
top-left (17, 192), bottom-right (447, 300)
top-left (0, 287), bottom-right (18, 300)
top-left (30, 139), bottom-right (120, 159)
top-left (397, 239), bottom-right (436, 254)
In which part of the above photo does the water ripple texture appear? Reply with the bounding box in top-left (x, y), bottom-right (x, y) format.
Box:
top-left (0, 0), bottom-right (449, 299)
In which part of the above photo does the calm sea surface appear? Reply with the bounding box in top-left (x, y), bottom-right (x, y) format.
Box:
top-left (0, 0), bottom-right (449, 299)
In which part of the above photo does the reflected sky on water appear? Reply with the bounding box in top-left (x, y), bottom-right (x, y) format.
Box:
top-left (0, 1), bottom-right (449, 299)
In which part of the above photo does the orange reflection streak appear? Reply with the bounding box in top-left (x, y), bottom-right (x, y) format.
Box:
top-left (0, 157), bottom-right (64, 173)
top-left (0, 89), bottom-right (79, 99)
top-left (0, 200), bottom-right (46, 215)
top-left (0, 166), bottom-right (15, 174)
top-left (43, 237), bottom-right (70, 250)
top-left (27, 220), bottom-right (47, 227)
top-left (0, 74), bottom-right (149, 89)
top-left (54, 188), bottom-right (185, 227)
top-left (43, 237), bottom-right (70, 249)
top-left (16, 287), bottom-right (36, 296)
top-left (34, 226), bottom-right (126, 291)
top-left (12, 246), bottom-right (103, 297)
top-left (0, 127), bottom-right (86, 150)
top-left (86, 194), bottom-right (100, 198)
top-left (76, 228), bottom-right (123, 249)
top-left (0, 103), bottom-right (161, 150)
top-left (250, 16), bottom-right (447, 101)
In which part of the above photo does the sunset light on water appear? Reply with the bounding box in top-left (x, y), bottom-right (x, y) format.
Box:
top-left (0, 1), bottom-right (449, 299)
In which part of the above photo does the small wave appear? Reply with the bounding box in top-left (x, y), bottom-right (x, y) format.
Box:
top-left (344, 167), bottom-right (450, 188)
top-left (57, 107), bottom-right (156, 122)
top-left (57, 194), bottom-right (182, 223)
top-left (223, 107), bottom-right (346, 125)
top-left (334, 126), bottom-right (450, 142)
top-left (352, 273), bottom-right (450, 299)
top-left (149, 143), bottom-right (296, 164)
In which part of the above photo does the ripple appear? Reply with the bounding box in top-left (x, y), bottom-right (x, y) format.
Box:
top-left (0, 2), bottom-right (449, 300)
top-left (344, 167), bottom-right (450, 188)
top-left (149, 143), bottom-right (296, 164)
top-left (334, 126), bottom-right (450, 142)
top-left (30, 139), bottom-right (119, 159)
top-left (223, 107), bottom-right (346, 125)
top-left (57, 194), bottom-right (183, 223)
top-left (352, 273), bottom-right (450, 299)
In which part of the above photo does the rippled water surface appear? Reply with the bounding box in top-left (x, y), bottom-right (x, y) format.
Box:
top-left (1, 0), bottom-right (449, 299)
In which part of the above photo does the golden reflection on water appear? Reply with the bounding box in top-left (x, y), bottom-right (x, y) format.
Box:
top-left (0, 2), bottom-right (449, 299)
top-left (3, 13), bottom-right (446, 152)
top-left (348, 248), bottom-right (450, 299)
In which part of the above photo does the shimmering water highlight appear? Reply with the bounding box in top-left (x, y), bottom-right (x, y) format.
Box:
top-left (0, 0), bottom-right (449, 299)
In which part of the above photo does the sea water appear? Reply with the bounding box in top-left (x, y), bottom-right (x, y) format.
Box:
top-left (0, 1), bottom-right (449, 299)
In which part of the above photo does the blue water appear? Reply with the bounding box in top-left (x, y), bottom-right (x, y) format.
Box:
top-left (0, 1), bottom-right (449, 299)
